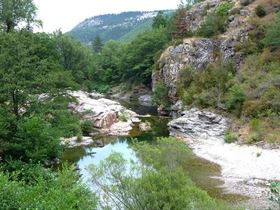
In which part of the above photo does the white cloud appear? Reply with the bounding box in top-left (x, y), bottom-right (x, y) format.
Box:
top-left (34, 0), bottom-right (179, 33)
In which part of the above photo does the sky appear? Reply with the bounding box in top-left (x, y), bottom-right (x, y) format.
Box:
top-left (33, 0), bottom-right (180, 33)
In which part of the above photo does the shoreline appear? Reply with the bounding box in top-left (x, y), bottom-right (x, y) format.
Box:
top-left (174, 133), bottom-right (280, 209)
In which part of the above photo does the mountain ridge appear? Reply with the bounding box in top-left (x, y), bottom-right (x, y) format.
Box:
top-left (68, 10), bottom-right (172, 44)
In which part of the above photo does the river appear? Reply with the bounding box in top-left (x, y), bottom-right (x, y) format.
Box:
top-left (62, 99), bottom-right (248, 207)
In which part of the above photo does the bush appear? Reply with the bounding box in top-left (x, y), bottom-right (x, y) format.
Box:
top-left (197, 14), bottom-right (227, 37)
top-left (215, 2), bottom-right (234, 16)
top-left (246, 118), bottom-right (264, 143)
top-left (3, 115), bottom-right (62, 163)
top-left (81, 120), bottom-right (94, 136)
top-left (240, 0), bottom-right (254, 7)
top-left (263, 12), bottom-right (280, 48)
top-left (226, 85), bottom-right (246, 117)
top-left (225, 131), bottom-right (239, 143)
top-left (255, 5), bottom-right (266, 17)
top-left (0, 166), bottom-right (97, 210)
top-left (152, 81), bottom-right (171, 108)
top-left (270, 182), bottom-right (280, 209)
top-left (196, 2), bottom-right (233, 37)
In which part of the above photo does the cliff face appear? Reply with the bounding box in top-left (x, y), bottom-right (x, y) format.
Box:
top-left (153, 0), bottom-right (253, 103)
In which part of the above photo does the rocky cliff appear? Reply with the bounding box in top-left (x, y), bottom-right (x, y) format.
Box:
top-left (153, 0), bottom-right (253, 103)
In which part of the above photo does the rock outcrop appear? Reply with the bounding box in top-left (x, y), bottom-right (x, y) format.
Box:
top-left (68, 91), bottom-right (140, 136)
top-left (168, 108), bottom-right (228, 140)
top-left (152, 0), bottom-right (253, 103)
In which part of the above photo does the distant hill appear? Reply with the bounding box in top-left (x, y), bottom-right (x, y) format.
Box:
top-left (68, 11), bottom-right (171, 44)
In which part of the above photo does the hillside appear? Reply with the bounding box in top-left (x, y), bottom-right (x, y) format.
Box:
top-left (68, 11), bottom-right (171, 44)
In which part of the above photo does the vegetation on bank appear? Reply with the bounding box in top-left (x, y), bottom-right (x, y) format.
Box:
top-left (173, 0), bottom-right (280, 144)
top-left (89, 137), bottom-right (239, 210)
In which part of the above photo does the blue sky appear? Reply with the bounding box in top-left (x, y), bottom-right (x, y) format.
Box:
top-left (34, 0), bottom-right (180, 33)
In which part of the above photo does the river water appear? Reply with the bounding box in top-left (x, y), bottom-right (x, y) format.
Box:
top-left (62, 102), bottom-right (248, 206)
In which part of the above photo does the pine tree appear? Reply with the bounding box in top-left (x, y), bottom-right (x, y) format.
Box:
top-left (92, 35), bottom-right (103, 53)
top-left (169, 1), bottom-right (189, 40)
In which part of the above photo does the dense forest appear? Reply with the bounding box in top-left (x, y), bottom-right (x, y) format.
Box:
top-left (0, 0), bottom-right (279, 209)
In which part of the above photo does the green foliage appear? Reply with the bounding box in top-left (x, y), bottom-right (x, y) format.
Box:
top-left (246, 118), bottom-right (264, 143)
top-left (0, 0), bottom-right (41, 32)
top-left (0, 31), bottom-right (84, 162)
top-left (152, 11), bottom-right (168, 29)
top-left (81, 120), bottom-right (94, 136)
top-left (214, 2), bottom-right (234, 16)
top-left (153, 81), bottom-right (171, 108)
top-left (121, 28), bottom-right (170, 84)
top-left (270, 182), bottom-right (280, 209)
top-left (263, 12), bottom-right (280, 48)
top-left (177, 62), bottom-right (235, 109)
top-left (240, 52), bottom-right (280, 117)
top-left (89, 137), bottom-right (235, 210)
top-left (0, 165), bottom-right (97, 210)
top-left (119, 111), bottom-right (130, 122)
top-left (168, 3), bottom-right (189, 39)
top-left (225, 131), bottom-right (239, 143)
top-left (255, 5), bottom-right (266, 17)
top-left (69, 11), bottom-right (163, 44)
top-left (54, 32), bottom-right (97, 90)
top-left (95, 40), bottom-right (125, 84)
top-left (92, 35), bottom-right (103, 53)
top-left (197, 2), bottom-right (233, 37)
top-left (226, 85), bottom-right (246, 117)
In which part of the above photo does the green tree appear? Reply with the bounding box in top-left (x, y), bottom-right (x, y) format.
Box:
top-left (0, 165), bottom-right (97, 209)
top-left (121, 28), bottom-right (169, 84)
top-left (152, 11), bottom-right (168, 29)
top-left (0, 0), bottom-right (40, 32)
top-left (97, 40), bottom-right (124, 83)
top-left (92, 35), bottom-right (103, 53)
top-left (0, 31), bottom-right (77, 161)
top-left (54, 32), bottom-right (97, 89)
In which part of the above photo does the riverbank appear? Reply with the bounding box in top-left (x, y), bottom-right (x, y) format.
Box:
top-left (169, 108), bottom-right (280, 209)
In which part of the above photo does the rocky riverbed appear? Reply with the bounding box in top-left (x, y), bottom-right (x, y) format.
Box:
top-left (168, 107), bottom-right (280, 209)
top-left (62, 91), bottom-right (142, 147)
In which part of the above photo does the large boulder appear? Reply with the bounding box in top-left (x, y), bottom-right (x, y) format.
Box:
top-left (168, 108), bottom-right (228, 140)
top-left (68, 91), bottom-right (140, 136)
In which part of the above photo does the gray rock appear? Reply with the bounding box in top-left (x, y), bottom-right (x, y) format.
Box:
top-left (168, 108), bottom-right (228, 140)
top-left (68, 91), bottom-right (140, 136)
top-left (139, 122), bottom-right (152, 132)
top-left (138, 94), bottom-right (153, 107)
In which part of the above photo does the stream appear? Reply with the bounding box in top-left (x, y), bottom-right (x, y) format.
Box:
top-left (62, 101), bottom-right (248, 207)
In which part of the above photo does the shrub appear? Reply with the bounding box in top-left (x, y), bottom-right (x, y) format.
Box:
top-left (263, 12), bottom-right (280, 48)
top-left (0, 166), bottom-right (97, 209)
top-left (81, 120), bottom-right (94, 136)
top-left (225, 131), bottom-right (239, 143)
top-left (197, 13), bottom-right (227, 37)
top-left (215, 2), bottom-right (234, 16)
top-left (255, 5), bottom-right (266, 17)
top-left (196, 2), bottom-right (233, 37)
top-left (9, 116), bottom-right (61, 162)
top-left (240, 0), bottom-right (254, 7)
top-left (226, 85), bottom-right (246, 117)
top-left (246, 118), bottom-right (264, 143)
top-left (270, 182), bottom-right (280, 209)
top-left (152, 81), bottom-right (171, 108)
top-left (119, 111), bottom-right (130, 122)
